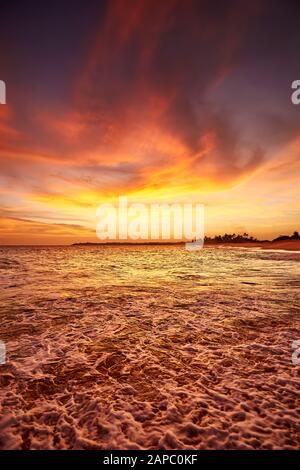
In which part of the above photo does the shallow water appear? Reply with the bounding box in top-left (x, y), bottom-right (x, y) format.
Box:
top-left (0, 245), bottom-right (299, 449)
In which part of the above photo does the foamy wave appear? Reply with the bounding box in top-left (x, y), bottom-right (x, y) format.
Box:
top-left (0, 246), bottom-right (299, 449)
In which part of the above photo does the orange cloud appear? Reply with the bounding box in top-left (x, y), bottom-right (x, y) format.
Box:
top-left (0, 0), bottom-right (299, 243)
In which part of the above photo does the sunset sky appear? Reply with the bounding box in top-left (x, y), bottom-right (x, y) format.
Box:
top-left (0, 0), bottom-right (300, 244)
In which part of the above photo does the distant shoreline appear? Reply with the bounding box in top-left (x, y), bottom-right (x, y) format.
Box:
top-left (1, 239), bottom-right (299, 251)
top-left (72, 241), bottom-right (185, 246)
top-left (207, 239), bottom-right (300, 251)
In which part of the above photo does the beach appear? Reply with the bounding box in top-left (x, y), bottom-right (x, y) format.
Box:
top-left (206, 239), bottom-right (300, 252)
top-left (0, 245), bottom-right (299, 449)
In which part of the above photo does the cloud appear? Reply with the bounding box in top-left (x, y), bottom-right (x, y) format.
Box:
top-left (0, 0), bottom-right (299, 241)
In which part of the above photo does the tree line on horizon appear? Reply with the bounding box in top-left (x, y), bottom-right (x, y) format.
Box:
top-left (73, 231), bottom-right (300, 245)
top-left (204, 231), bottom-right (299, 244)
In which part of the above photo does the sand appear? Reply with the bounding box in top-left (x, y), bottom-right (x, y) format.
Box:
top-left (205, 239), bottom-right (300, 251)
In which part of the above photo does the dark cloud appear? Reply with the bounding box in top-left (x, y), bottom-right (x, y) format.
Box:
top-left (0, 0), bottom-right (300, 212)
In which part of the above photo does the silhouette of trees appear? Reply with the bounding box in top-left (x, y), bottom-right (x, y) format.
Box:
top-left (271, 231), bottom-right (299, 242)
top-left (204, 233), bottom-right (258, 244)
top-left (204, 230), bottom-right (299, 244)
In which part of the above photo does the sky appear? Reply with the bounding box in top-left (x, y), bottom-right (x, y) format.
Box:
top-left (0, 0), bottom-right (300, 244)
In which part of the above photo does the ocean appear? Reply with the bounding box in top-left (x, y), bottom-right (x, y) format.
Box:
top-left (0, 245), bottom-right (299, 449)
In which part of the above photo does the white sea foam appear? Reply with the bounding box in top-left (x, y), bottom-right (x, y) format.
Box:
top-left (0, 246), bottom-right (299, 449)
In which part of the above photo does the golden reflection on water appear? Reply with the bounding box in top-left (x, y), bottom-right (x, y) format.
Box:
top-left (0, 246), bottom-right (299, 449)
